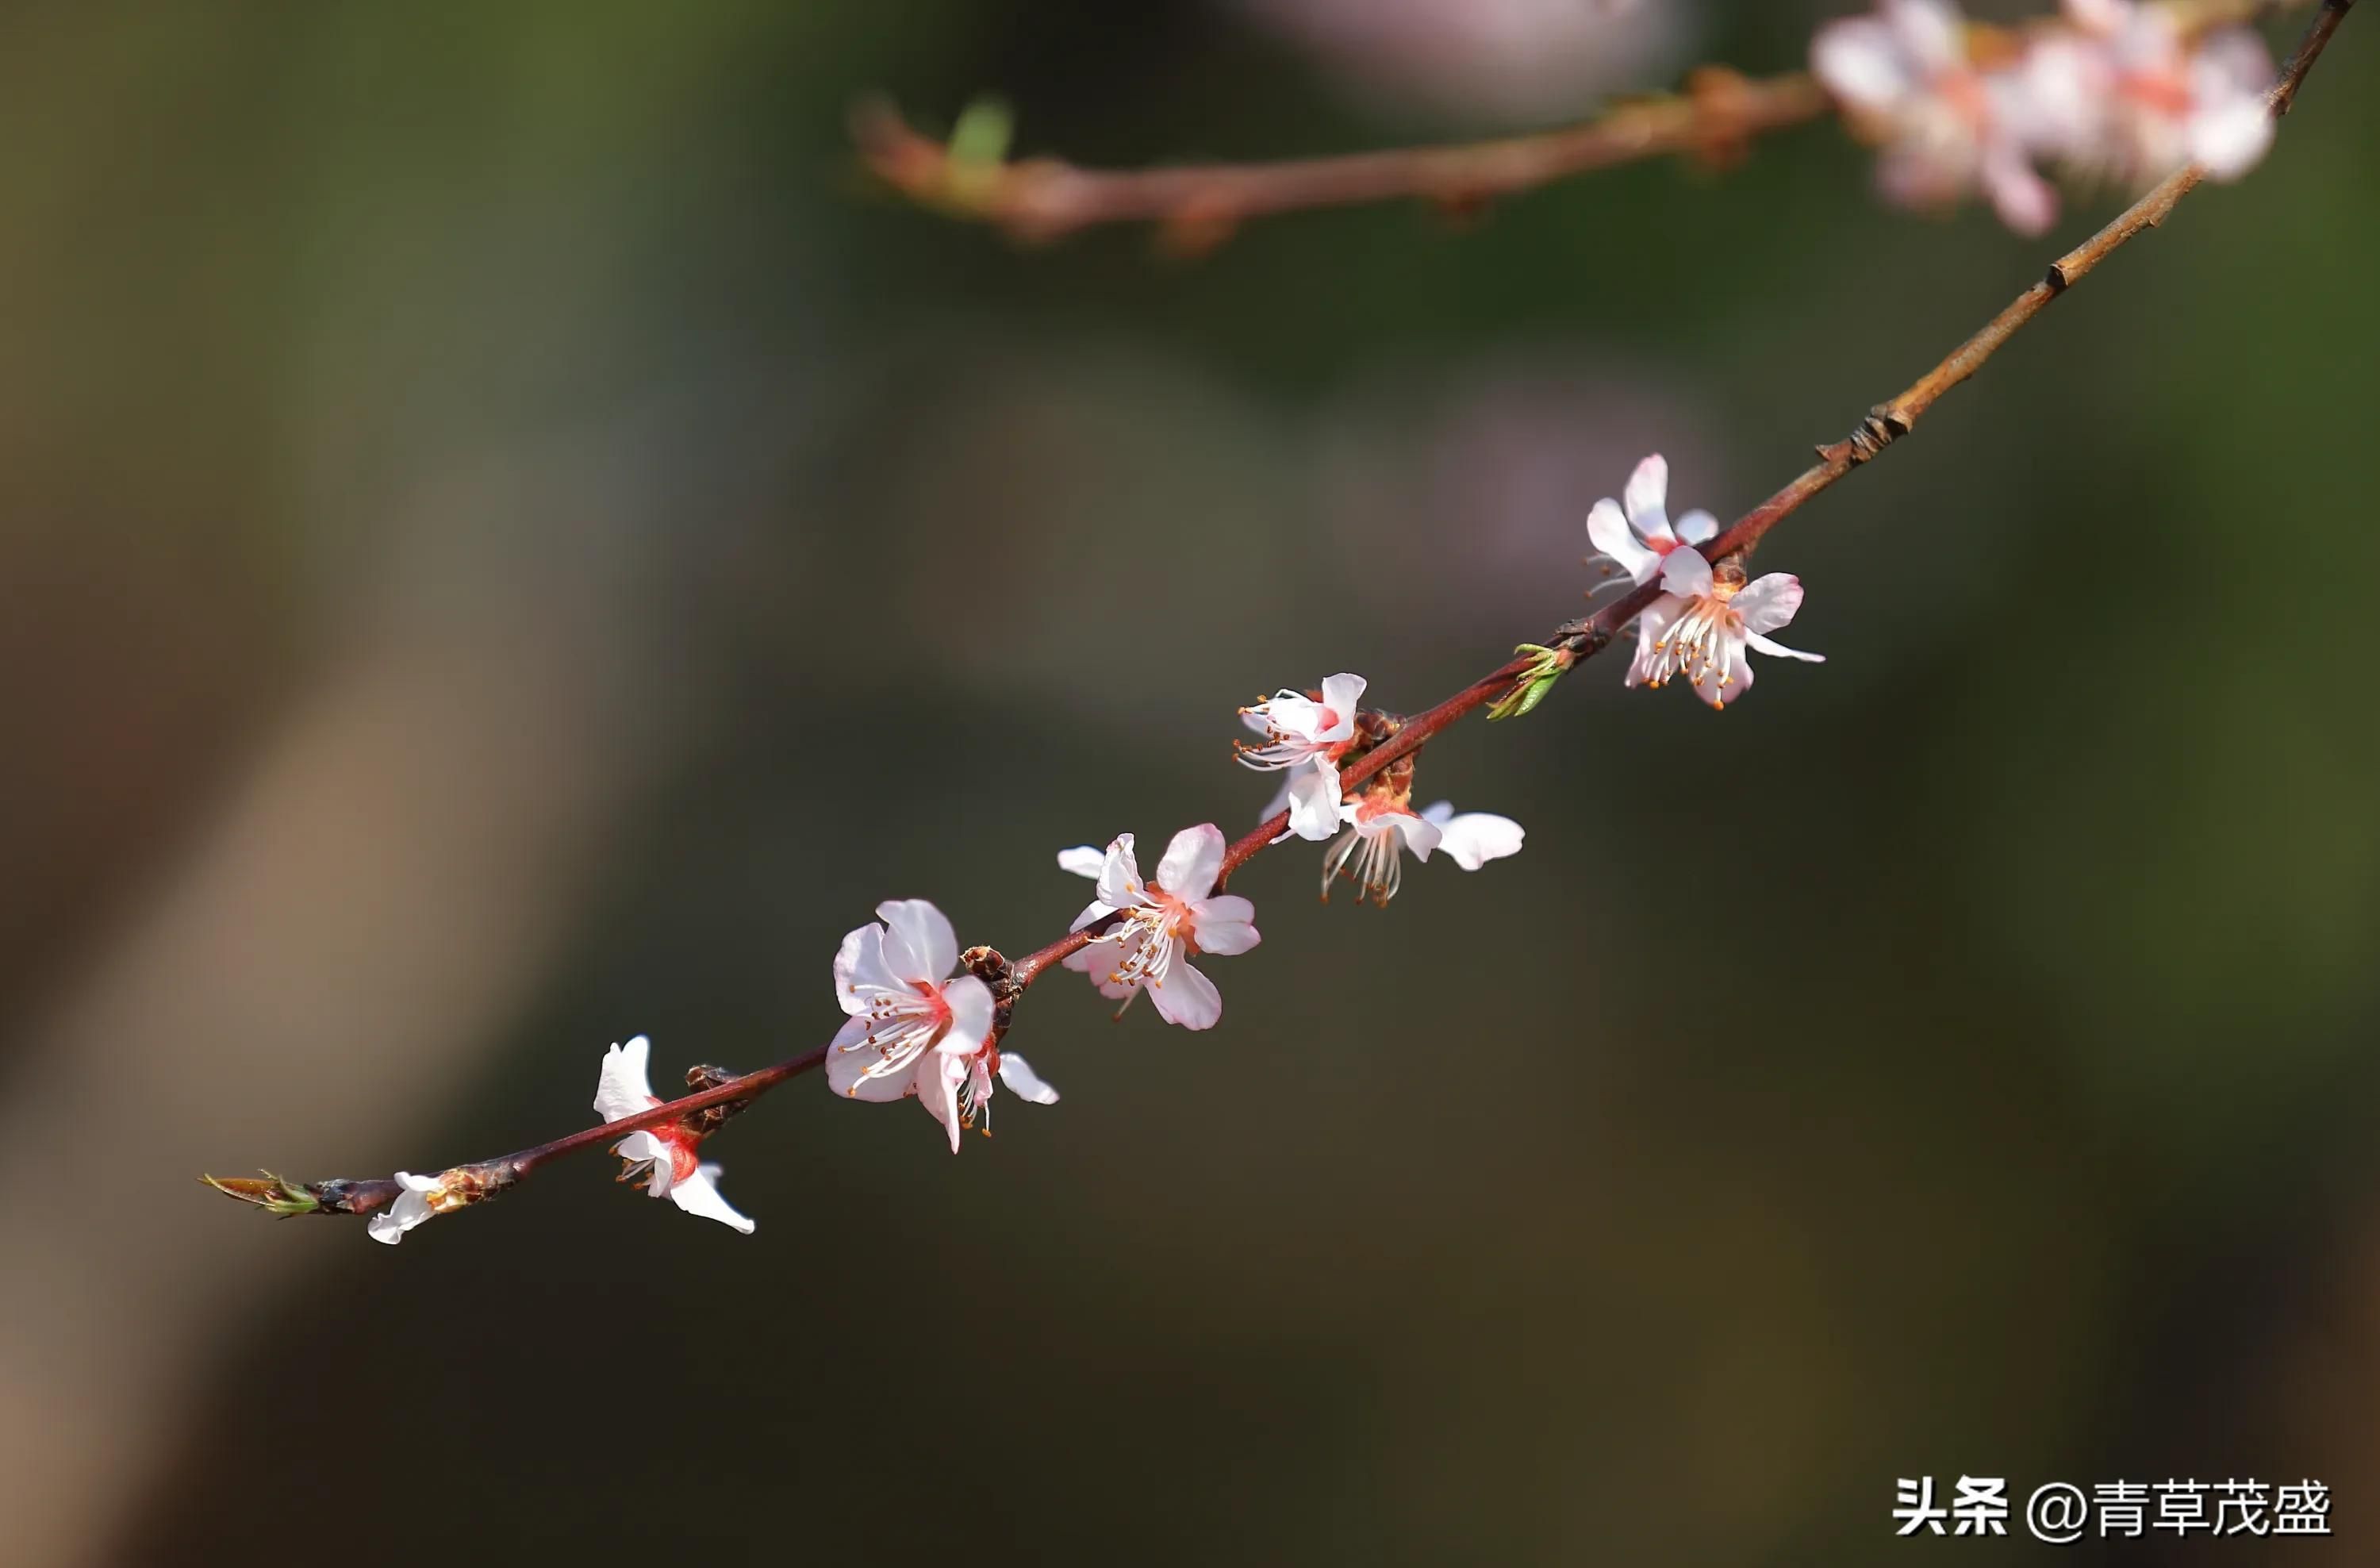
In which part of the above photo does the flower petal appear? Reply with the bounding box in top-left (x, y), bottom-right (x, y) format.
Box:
top-left (877, 897), bottom-right (958, 985)
top-left (1586, 498), bottom-right (1661, 584)
top-left (1745, 632), bottom-right (1825, 663)
top-left (667, 1164), bottom-right (755, 1234)
top-left (1676, 509), bottom-right (1719, 546)
top-left (1155, 822), bottom-right (1227, 899)
top-left (593, 1036), bottom-right (658, 1123)
top-left (2191, 94), bottom-right (2274, 183)
top-left (827, 1013), bottom-right (921, 1101)
top-left (1730, 571), bottom-right (1805, 634)
top-left (919, 1053), bottom-right (965, 1152)
top-left (941, 975), bottom-right (996, 1055)
top-left (1428, 810), bottom-right (1525, 870)
top-left (1659, 548), bottom-right (1714, 598)
top-left (1812, 17), bottom-right (1912, 110)
top-left (1056, 845), bottom-right (1105, 879)
top-left (835, 923), bottom-right (910, 1013)
top-left (1188, 894), bottom-right (1261, 955)
top-left (1095, 833), bottom-right (1146, 911)
top-left (1623, 454), bottom-right (1674, 542)
top-left (1148, 959), bottom-right (1223, 1030)
top-left (997, 1051), bottom-right (1061, 1105)
top-left (1284, 766), bottom-right (1343, 844)
top-left (1315, 673), bottom-right (1367, 740)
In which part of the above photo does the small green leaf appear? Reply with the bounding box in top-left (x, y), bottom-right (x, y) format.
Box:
top-left (1488, 644), bottom-right (1572, 722)
top-left (947, 98), bottom-right (1015, 168)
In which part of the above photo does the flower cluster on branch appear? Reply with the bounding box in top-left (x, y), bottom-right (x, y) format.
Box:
top-left (1817, 0), bottom-right (2278, 233)
top-left (201, 0), bottom-right (2358, 1247)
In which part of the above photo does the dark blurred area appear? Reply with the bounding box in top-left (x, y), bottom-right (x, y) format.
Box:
top-left (4, 1), bottom-right (2376, 1563)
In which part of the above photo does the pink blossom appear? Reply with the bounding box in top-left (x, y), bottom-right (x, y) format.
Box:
top-left (1813, 0), bottom-right (2062, 234)
top-left (828, 898), bottom-right (1052, 1151)
top-left (1238, 673), bottom-right (1367, 842)
top-left (1585, 454), bottom-right (1719, 586)
top-left (1321, 798), bottom-right (1525, 905)
top-left (1060, 826), bottom-right (1261, 1029)
top-left (593, 1036), bottom-right (754, 1233)
top-left (1626, 548), bottom-right (1823, 710)
top-left (2031, 0), bottom-right (2275, 185)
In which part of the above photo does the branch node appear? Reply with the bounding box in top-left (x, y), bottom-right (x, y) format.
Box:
top-left (1844, 404), bottom-right (1910, 464)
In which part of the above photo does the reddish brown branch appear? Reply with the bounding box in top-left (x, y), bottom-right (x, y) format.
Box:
top-left (854, 70), bottom-right (1830, 248)
top-left (208, 0), bottom-right (2354, 1229)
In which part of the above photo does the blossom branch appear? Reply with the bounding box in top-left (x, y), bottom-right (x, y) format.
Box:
top-left (855, 0), bottom-right (2309, 248)
top-left (852, 70), bottom-right (1831, 249)
top-left (205, 0), bottom-right (2353, 1236)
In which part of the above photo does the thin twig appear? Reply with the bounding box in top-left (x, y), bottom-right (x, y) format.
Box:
top-left (854, 70), bottom-right (1830, 249)
top-left (852, 0), bottom-right (2310, 248)
top-left (209, 0), bottom-right (2354, 1227)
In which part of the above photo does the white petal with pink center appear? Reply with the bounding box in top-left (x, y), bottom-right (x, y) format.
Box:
top-left (1238, 673), bottom-right (1366, 842)
top-left (1321, 798), bottom-right (1525, 904)
top-left (827, 899), bottom-right (1000, 1145)
top-left (593, 1036), bottom-right (754, 1233)
top-left (1062, 825), bottom-right (1260, 1029)
top-left (1585, 454), bottom-right (1718, 586)
top-left (365, 1170), bottom-right (447, 1246)
top-left (1626, 548), bottom-right (1824, 710)
top-left (1813, 0), bottom-right (2062, 235)
top-left (2040, 0), bottom-right (2275, 185)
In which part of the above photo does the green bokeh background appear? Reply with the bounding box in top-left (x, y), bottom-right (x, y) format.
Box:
top-left (5, 2), bottom-right (2376, 1564)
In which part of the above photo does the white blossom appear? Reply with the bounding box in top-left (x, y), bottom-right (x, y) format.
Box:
top-left (1238, 673), bottom-right (1366, 841)
top-left (594, 1036), bottom-right (754, 1233)
top-left (1585, 455), bottom-right (1718, 586)
top-left (1626, 548), bottom-right (1823, 709)
top-left (1062, 825), bottom-right (1260, 1029)
top-left (1320, 798), bottom-right (1525, 905)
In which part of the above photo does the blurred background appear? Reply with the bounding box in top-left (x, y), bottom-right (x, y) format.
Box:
top-left (2, 1), bottom-right (2375, 1562)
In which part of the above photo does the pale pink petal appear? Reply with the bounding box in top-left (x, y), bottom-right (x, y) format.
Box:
top-left (1812, 17), bottom-right (1914, 110)
top-left (1427, 809), bottom-right (1525, 870)
top-left (1069, 897), bottom-right (1116, 934)
top-left (1154, 823), bottom-right (1227, 898)
top-left (2062, 0), bottom-right (2129, 36)
top-left (1659, 548), bottom-right (1714, 598)
top-left (835, 922), bottom-right (912, 1012)
top-left (1622, 454), bottom-right (1675, 542)
top-left (593, 1036), bottom-right (658, 1124)
top-left (1745, 632), bottom-right (1825, 663)
top-left (1315, 673), bottom-right (1367, 740)
top-left (1586, 498), bottom-right (1662, 584)
top-left (1148, 959), bottom-right (1223, 1030)
top-left (919, 1053), bottom-right (965, 1152)
top-left (1094, 833), bottom-right (1145, 911)
top-left (668, 1163), bottom-right (755, 1234)
top-left (1982, 146), bottom-right (2059, 236)
top-left (1284, 765), bottom-right (1343, 844)
top-left (1188, 893), bottom-right (1261, 954)
top-left (1676, 509), bottom-right (1719, 546)
top-left (878, 897), bottom-right (958, 985)
top-left (2190, 95), bottom-right (2274, 182)
top-left (997, 1051), bottom-right (1061, 1105)
top-left (1890, 0), bottom-right (1967, 73)
top-left (1383, 811), bottom-right (1442, 861)
top-left (940, 975), bottom-right (996, 1055)
top-left (827, 1013), bottom-right (919, 1101)
top-left (1730, 572), bottom-right (1805, 634)
top-left (1255, 692), bottom-right (1326, 741)
top-left (1057, 845), bottom-right (1105, 878)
